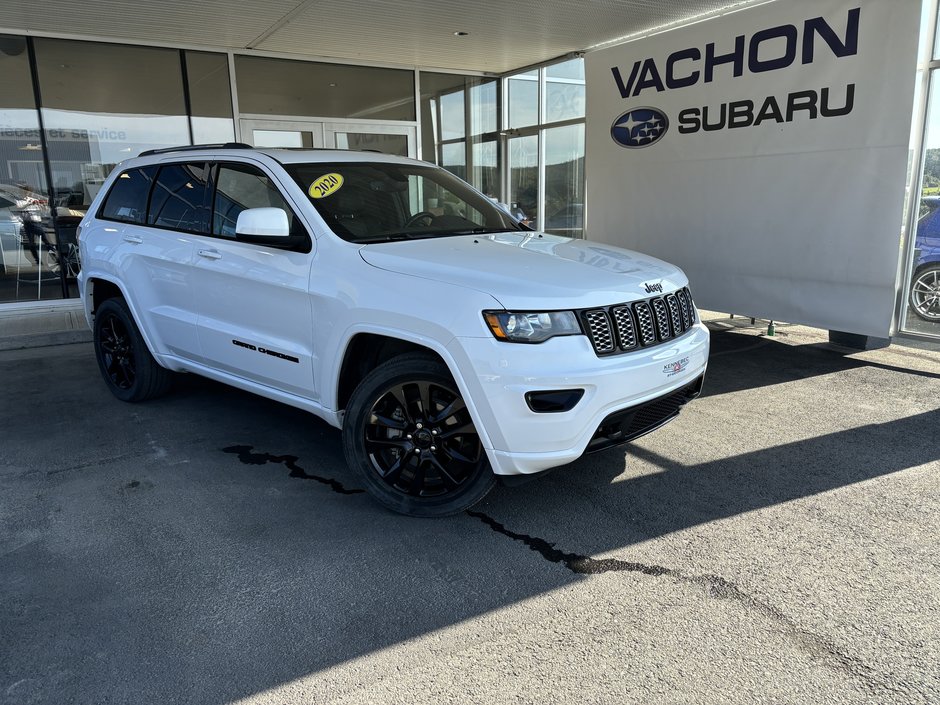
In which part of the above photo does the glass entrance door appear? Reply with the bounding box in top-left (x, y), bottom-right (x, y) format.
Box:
top-left (323, 122), bottom-right (415, 157)
top-left (240, 119), bottom-right (324, 149)
top-left (240, 118), bottom-right (416, 157)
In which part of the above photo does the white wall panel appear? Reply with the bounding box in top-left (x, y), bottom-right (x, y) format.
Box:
top-left (585, 0), bottom-right (921, 337)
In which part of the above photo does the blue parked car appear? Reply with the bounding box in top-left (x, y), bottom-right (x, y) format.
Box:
top-left (911, 197), bottom-right (940, 322)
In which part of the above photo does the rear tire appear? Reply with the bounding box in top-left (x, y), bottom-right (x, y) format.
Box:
top-left (343, 352), bottom-right (495, 517)
top-left (93, 297), bottom-right (172, 402)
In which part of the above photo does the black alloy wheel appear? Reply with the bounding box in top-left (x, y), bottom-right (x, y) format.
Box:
top-left (343, 353), bottom-right (495, 517)
top-left (98, 311), bottom-right (136, 390)
top-left (93, 297), bottom-right (172, 402)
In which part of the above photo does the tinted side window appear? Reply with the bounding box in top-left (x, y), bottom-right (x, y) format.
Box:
top-left (148, 163), bottom-right (211, 233)
top-left (99, 166), bottom-right (158, 224)
top-left (213, 163), bottom-right (302, 238)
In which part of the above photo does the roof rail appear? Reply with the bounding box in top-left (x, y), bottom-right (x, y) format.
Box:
top-left (138, 142), bottom-right (253, 157)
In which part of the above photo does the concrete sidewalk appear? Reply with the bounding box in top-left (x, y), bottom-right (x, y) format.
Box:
top-left (0, 301), bottom-right (91, 351)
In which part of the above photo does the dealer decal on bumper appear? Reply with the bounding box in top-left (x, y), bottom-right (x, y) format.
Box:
top-left (663, 357), bottom-right (690, 377)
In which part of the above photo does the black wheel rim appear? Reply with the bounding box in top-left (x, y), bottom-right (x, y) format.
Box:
top-left (364, 380), bottom-right (484, 498)
top-left (99, 313), bottom-right (136, 390)
top-left (912, 269), bottom-right (940, 321)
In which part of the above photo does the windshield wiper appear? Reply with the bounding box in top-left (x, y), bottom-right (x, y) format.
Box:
top-left (356, 231), bottom-right (429, 243)
top-left (444, 227), bottom-right (515, 235)
top-left (356, 227), bottom-right (518, 243)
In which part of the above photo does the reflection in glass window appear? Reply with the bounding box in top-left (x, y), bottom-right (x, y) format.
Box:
top-left (509, 134), bottom-right (538, 227)
top-left (148, 163), bottom-right (210, 233)
top-left (185, 51), bottom-right (235, 144)
top-left (213, 163), bottom-right (296, 238)
top-left (545, 59), bottom-right (585, 123)
top-left (439, 90), bottom-right (465, 141)
top-left (100, 167), bottom-right (157, 224)
top-left (235, 56), bottom-right (415, 121)
top-left (903, 70), bottom-right (940, 336)
top-left (419, 72), bottom-right (469, 165)
top-left (508, 70), bottom-right (538, 129)
top-left (441, 142), bottom-right (466, 181)
top-left (34, 38), bottom-right (190, 215)
top-left (470, 80), bottom-right (497, 136)
top-left (471, 140), bottom-right (498, 199)
top-left (544, 124), bottom-right (585, 238)
top-left (0, 34), bottom-right (63, 303)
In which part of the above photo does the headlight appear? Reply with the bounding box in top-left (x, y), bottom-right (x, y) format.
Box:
top-left (483, 310), bottom-right (581, 343)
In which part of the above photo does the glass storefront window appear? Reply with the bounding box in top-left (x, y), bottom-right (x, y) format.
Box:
top-left (471, 140), bottom-right (498, 199)
top-left (545, 59), bottom-right (585, 123)
top-left (235, 56), bottom-right (415, 121)
top-left (441, 142), bottom-right (466, 181)
top-left (470, 80), bottom-right (497, 136)
top-left (35, 39), bottom-right (190, 210)
top-left (543, 124), bottom-right (585, 238)
top-left (0, 35), bottom-right (60, 303)
top-left (419, 73), bottom-right (498, 198)
top-left (508, 134), bottom-right (538, 227)
top-left (185, 51), bottom-right (235, 144)
top-left (508, 70), bottom-right (538, 129)
top-left (419, 72), bottom-right (469, 164)
top-left (439, 90), bottom-right (465, 141)
top-left (903, 69), bottom-right (940, 334)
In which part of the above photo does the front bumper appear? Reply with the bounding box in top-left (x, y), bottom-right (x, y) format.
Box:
top-left (447, 322), bottom-right (710, 475)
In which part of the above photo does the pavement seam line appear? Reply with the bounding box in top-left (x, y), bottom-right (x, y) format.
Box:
top-left (466, 509), bottom-right (923, 701)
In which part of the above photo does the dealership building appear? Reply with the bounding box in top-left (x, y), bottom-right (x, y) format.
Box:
top-left (0, 0), bottom-right (936, 347)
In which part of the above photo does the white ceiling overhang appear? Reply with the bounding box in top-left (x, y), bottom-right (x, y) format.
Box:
top-left (0, 0), bottom-right (772, 74)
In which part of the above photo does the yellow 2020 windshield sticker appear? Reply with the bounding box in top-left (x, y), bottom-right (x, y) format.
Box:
top-left (309, 173), bottom-right (344, 199)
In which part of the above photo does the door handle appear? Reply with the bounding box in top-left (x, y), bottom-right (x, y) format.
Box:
top-left (122, 234), bottom-right (143, 244)
top-left (197, 249), bottom-right (222, 260)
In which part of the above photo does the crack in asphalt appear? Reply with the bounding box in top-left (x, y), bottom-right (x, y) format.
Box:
top-left (215, 447), bottom-right (919, 700)
top-left (221, 445), bottom-right (365, 495)
top-left (466, 509), bottom-right (916, 700)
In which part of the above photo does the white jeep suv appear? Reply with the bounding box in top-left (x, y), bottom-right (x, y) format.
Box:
top-left (78, 144), bottom-right (709, 516)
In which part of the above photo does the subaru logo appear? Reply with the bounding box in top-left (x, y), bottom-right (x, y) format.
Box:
top-left (611, 107), bottom-right (669, 148)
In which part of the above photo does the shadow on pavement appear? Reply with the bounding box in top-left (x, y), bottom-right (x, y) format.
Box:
top-left (1, 328), bottom-right (937, 703)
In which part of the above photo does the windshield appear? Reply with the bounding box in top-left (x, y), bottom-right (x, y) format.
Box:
top-left (287, 162), bottom-right (525, 243)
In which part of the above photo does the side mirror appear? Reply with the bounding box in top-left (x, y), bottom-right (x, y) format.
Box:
top-left (235, 207), bottom-right (290, 240)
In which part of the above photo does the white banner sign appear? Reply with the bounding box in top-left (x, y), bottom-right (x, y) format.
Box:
top-left (585, 0), bottom-right (921, 337)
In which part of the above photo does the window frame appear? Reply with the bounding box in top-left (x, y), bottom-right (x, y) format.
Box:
top-left (97, 165), bottom-right (160, 226)
top-left (97, 159), bottom-right (312, 253)
top-left (146, 161), bottom-right (214, 235)
top-left (207, 160), bottom-right (311, 253)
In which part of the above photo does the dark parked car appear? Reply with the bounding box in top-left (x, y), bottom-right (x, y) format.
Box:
top-left (911, 197), bottom-right (940, 322)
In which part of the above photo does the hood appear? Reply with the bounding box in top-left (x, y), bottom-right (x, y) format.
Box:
top-left (359, 232), bottom-right (687, 309)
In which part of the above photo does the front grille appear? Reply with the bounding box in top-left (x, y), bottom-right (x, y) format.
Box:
top-left (586, 374), bottom-right (704, 453)
top-left (611, 306), bottom-right (637, 350)
top-left (651, 298), bottom-right (671, 340)
top-left (633, 302), bottom-right (655, 346)
top-left (580, 287), bottom-right (697, 356)
top-left (583, 310), bottom-right (615, 354)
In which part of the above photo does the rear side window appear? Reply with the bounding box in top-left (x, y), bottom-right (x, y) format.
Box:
top-left (99, 166), bottom-right (158, 224)
top-left (213, 163), bottom-right (303, 238)
top-left (148, 162), bottom-right (211, 234)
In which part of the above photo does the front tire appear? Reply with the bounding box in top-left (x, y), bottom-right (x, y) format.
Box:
top-left (910, 265), bottom-right (940, 322)
top-left (343, 352), bottom-right (495, 517)
top-left (93, 297), bottom-right (172, 402)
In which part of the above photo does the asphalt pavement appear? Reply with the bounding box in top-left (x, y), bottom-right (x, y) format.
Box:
top-left (1, 320), bottom-right (939, 704)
